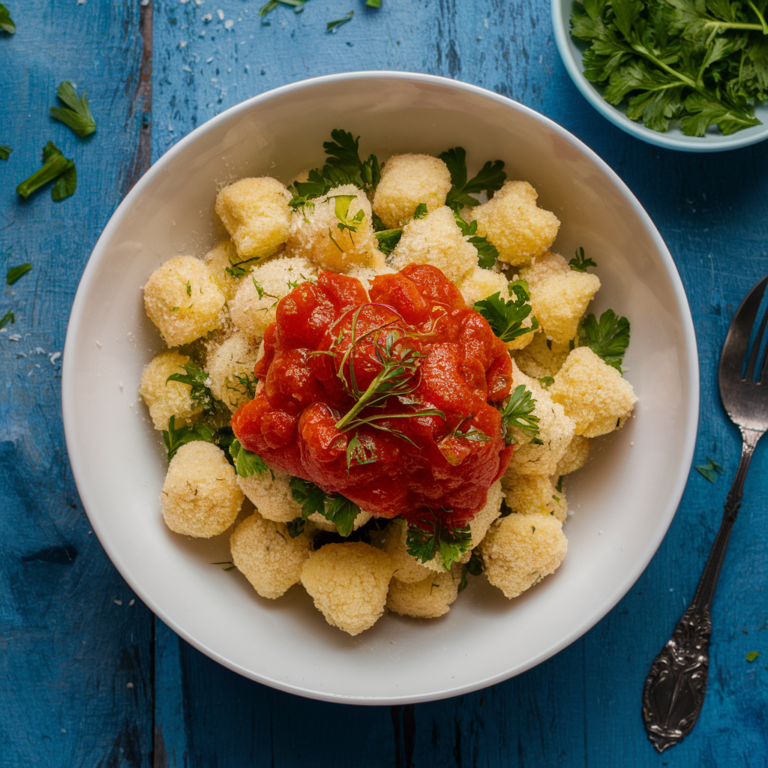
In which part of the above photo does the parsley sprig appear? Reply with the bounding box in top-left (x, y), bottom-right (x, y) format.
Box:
top-left (577, 309), bottom-right (631, 373)
top-left (229, 438), bottom-right (271, 478)
top-left (499, 385), bottom-right (540, 446)
top-left (17, 142), bottom-right (77, 201)
top-left (50, 81), bottom-right (97, 138)
top-left (454, 212), bottom-right (500, 269)
top-left (569, 246), bottom-right (596, 272)
top-left (166, 360), bottom-right (218, 413)
top-left (405, 511), bottom-right (472, 569)
top-left (473, 280), bottom-right (538, 343)
top-left (571, 0), bottom-right (767, 135)
top-left (438, 147), bottom-right (506, 211)
top-left (289, 476), bottom-right (361, 537)
top-left (162, 416), bottom-right (215, 462)
top-left (0, 3), bottom-right (15, 34)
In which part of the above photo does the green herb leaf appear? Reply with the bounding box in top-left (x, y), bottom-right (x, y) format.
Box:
top-left (346, 431), bottom-right (378, 469)
top-left (229, 438), bottom-right (271, 478)
top-left (327, 10), bottom-right (354, 32)
top-left (695, 457), bottom-right (725, 483)
top-left (569, 246), bottom-right (596, 272)
top-left (438, 147), bottom-right (506, 211)
top-left (212, 560), bottom-right (237, 572)
top-left (473, 280), bottom-right (538, 343)
top-left (324, 494), bottom-right (361, 537)
top-left (162, 415), bottom-right (216, 462)
top-left (499, 384), bottom-right (540, 446)
top-left (226, 264), bottom-right (249, 278)
top-left (0, 309), bottom-right (15, 330)
top-left (6, 263), bottom-right (31, 285)
top-left (454, 212), bottom-right (499, 269)
top-left (17, 142), bottom-right (76, 201)
top-left (286, 518), bottom-right (306, 537)
top-left (166, 360), bottom-right (218, 413)
top-left (746, 651), bottom-right (761, 662)
top-left (0, 3), bottom-right (15, 34)
top-left (577, 309), bottom-right (631, 373)
top-left (366, 0), bottom-right (382, 6)
top-left (405, 512), bottom-right (472, 569)
top-left (374, 228), bottom-right (402, 255)
top-left (289, 476), bottom-right (360, 536)
top-left (50, 81), bottom-right (96, 138)
top-left (412, 202), bottom-right (428, 219)
top-left (538, 376), bottom-right (554, 388)
top-left (0, 146), bottom-right (11, 160)
top-left (289, 477), bottom-right (327, 517)
top-left (458, 550), bottom-right (483, 592)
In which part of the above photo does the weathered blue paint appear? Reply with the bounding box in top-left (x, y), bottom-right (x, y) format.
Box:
top-left (0, 0), bottom-right (766, 765)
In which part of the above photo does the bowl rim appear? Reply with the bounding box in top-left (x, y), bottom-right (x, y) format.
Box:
top-left (62, 70), bottom-right (700, 704)
top-left (551, 0), bottom-right (768, 152)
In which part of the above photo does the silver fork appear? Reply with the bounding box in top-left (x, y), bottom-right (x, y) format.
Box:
top-left (641, 275), bottom-right (768, 753)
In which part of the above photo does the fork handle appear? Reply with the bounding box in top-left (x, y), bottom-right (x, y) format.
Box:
top-left (641, 427), bottom-right (761, 753)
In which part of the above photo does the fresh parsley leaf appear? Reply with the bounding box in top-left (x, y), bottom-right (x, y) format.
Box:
top-left (323, 495), bottom-right (361, 537)
top-left (162, 416), bottom-right (216, 462)
top-left (0, 146), bottom-right (11, 160)
top-left (746, 651), bottom-right (761, 662)
top-left (473, 280), bottom-right (538, 343)
top-left (6, 263), bottom-right (31, 285)
top-left (289, 477), bottom-right (327, 517)
top-left (569, 246), bottom-right (596, 272)
top-left (538, 376), bottom-right (554, 388)
top-left (289, 476), bottom-right (360, 536)
top-left (0, 3), bottom-right (15, 34)
top-left (166, 360), bottom-right (218, 413)
top-left (332, 193), bottom-right (365, 234)
top-left (16, 142), bottom-right (76, 201)
top-left (0, 309), bottom-right (14, 329)
top-left (286, 518), bottom-right (306, 537)
top-left (499, 384), bottom-right (540, 446)
top-left (50, 81), bottom-right (96, 138)
top-left (577, 309), bottom-right (631, 373)
top-left (458, 550), bottom-right (483, 592)
top-left (438, 146), bottom-right (506, 211)
top-left (405, 512), bottom-right (472, 569)
top-left (454, 212), bottom-right (499, 269)
top-left (374, 228), bottom-right (402, 255)
top-left (412, 202), bottom-right (428, 219)
top-left (695, 457), bottom-right (725, 483)
top-left (327, 10), bottom-right (354, 32)
top-left (229, 438), bottom-right (271, 478)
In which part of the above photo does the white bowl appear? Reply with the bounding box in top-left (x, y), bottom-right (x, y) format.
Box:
top-left (552, 0), bottom-right (768, 152)
top-left (62, 72), bottom-right (699, 704)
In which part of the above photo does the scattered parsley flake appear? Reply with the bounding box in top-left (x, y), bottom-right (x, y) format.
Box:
top-left (438, 146), bottom-right (505, 211)
top-left (569, 246), bottom-right (596, 272)
top-left (0, 309), bottom-right (15, 330)
top-left (538, 376), bottom-right (554, 388)
top-left (695, 457), bottom-right (725, 483)
top-left (405, 511), bottom-right (472, 569)
top-left (327, 10), bottom-right (354, 32)
top-left (474, 280), bottom-right (538, 343)
top-left (0, 146), bottom-right (11, 160)
top-left (226, 264), bottom-right (249, 278)
top-left (50, 81), bottom-right (96, 138)
top-left (0, 3), bottom-right (15, 34)
top-left (577, 309), bottom-right (631, 373)
top-left (6, 263), bottom-right (31, 285)
top-left (212, 561), bottom-right (237, 572)
top-left (17, 142), bottom-right (77, 201)
top-left (365, 0), bottom-right (382, 6)
top-left (746, 651), bottom-right (761, 662)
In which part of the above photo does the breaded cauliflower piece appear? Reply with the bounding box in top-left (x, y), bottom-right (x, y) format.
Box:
top-left (457, 266), bottom-right (508, 306)
top-left (470, 181), bottom-right (560, 266)
top-left (372, 153), bottom-right (452, 229)
top-left (390, 205), bottom-right (478, 284)
top-left (480, 512), bottom-right (568, 598)
top-left (501, 470), bottom-right (567, 522)
top-left (513, 331), bottom-right (570, 379)
top-left (519, 251), bottom-right (570, 289)
top-left (300, 542), bottom-right (395, 636)
top-left (139, 350), bottom-right (202, 430)
top-left (238, 469), bottom-right (302, 524)
top-left (507, 360), bottom-right (575, 476)
top-left (214, 177), bottom-right (292, 263)
top-left (161, 442), bottom-right (244, 537)
top-left (229, 255), bottom-right (316, 338)
top-left (550, 347), bottom-right (637, 437)
top-left (528, 270), bottom-right (601, 345)
top-left (205, 331), bottom-right (261, 412)
top-left (386, 563), bottom-right (462, 619)
top-left (467, 480), bottom-right (504, 550)
top-left (307, 509), bottom-right (373, 534)
top-left (230, 511), bottom-right (312, 599)
top-left (375, 519), bottom-right (434, 584)
top-left (144, 256), bottom-right (226, 347)
top-left (555, 435), bottom-right (590, 476)
top-left (203, 240), bottom-right (243, 301)
top-left (286, 184), bottom-right (382, 273)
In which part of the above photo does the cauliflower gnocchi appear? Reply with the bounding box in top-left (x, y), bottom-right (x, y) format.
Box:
top-left (140, 131), bottom-right (636, 635)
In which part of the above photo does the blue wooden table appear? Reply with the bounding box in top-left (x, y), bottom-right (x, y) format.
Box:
top-left (1, 1), bottom-right (767, 765)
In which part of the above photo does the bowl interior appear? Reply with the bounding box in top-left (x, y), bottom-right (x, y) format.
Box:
top-left (62, 73), bottom-right (698, 704)
top-left (551, 0), bottom-right (768, 152)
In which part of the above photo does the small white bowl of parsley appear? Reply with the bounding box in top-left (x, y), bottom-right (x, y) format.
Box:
top-left (552, 0), bottom-right (768, 151)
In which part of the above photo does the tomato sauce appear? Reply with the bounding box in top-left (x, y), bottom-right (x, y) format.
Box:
top-left (232, 265), bottom-right (513, 528)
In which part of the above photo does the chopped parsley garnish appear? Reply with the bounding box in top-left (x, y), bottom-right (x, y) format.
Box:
top-left (0, 3), bottom-right (15, 34)
top-left (454, 212), bottom-right (499, 269)
top-left (374, 229), bottom-right (402, 255)
top-left (290, 129), bottom-right (380, 209)
top-left (577, 309), bottom-right (631, 373)
top-left (405, 511), bottom-right (472, 569)
top-left (162, 416), bottom-right (216, 462)
top-left (366, 0), bottom-right (382, 6)
top-left (229, 438), bottom-right (271, 478)
top-left (499, 384), bottom-right (540, 446)
top-left (346, 431), bottom-right (378, 469)
top-left (458, 550), bottom-right (483, 592)
top-left (251, 278), bottom-right (278, 303)
top-left (226, 264), bottom-right (249, 278)
top-left (746, 651), bottom-right (761, 662)
top-left (0, 309), bottom-right (15, 330)
top-left (327, 10), bottom-right (354, 31)
top-left (570, 0), bottom-right (767, 135)
top-left (286, 518), bottom-right (306, 537)
top-left (538, 376), bottom-right (554, 388)
top-left (6, 263), bottom-right (31, 285)
top-left (17, 142), bottom-right (76, 201)
top-left (0, 146), bottom-right (11, 161)
top-left (412, 202), bottom-right (428, 219)
top-left (695, 457), bottom-right (725, 483)
top-left (50, 81), bottom-right (96, 138)
top-left (232, 372), bottom-right (258, 399)
top-left (212, 561), bottom-right (237, 572)
top-left (569, 247), bottom-right (596, 272)
top-left (474, 280), bottom-right (538, 343)
top-left (289, 476), bottom-right (360, 536)
top-left (166, 360), bottom-right (218, 413)
top-left (438, 146), bottom-right (506, 211)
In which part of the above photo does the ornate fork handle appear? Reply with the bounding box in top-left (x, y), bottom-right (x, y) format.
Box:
top-left (641, 427), bottom-right (761, 753)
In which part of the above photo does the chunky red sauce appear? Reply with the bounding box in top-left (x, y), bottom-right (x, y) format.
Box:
top-left (232, 265), bottom-right (513, 528)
